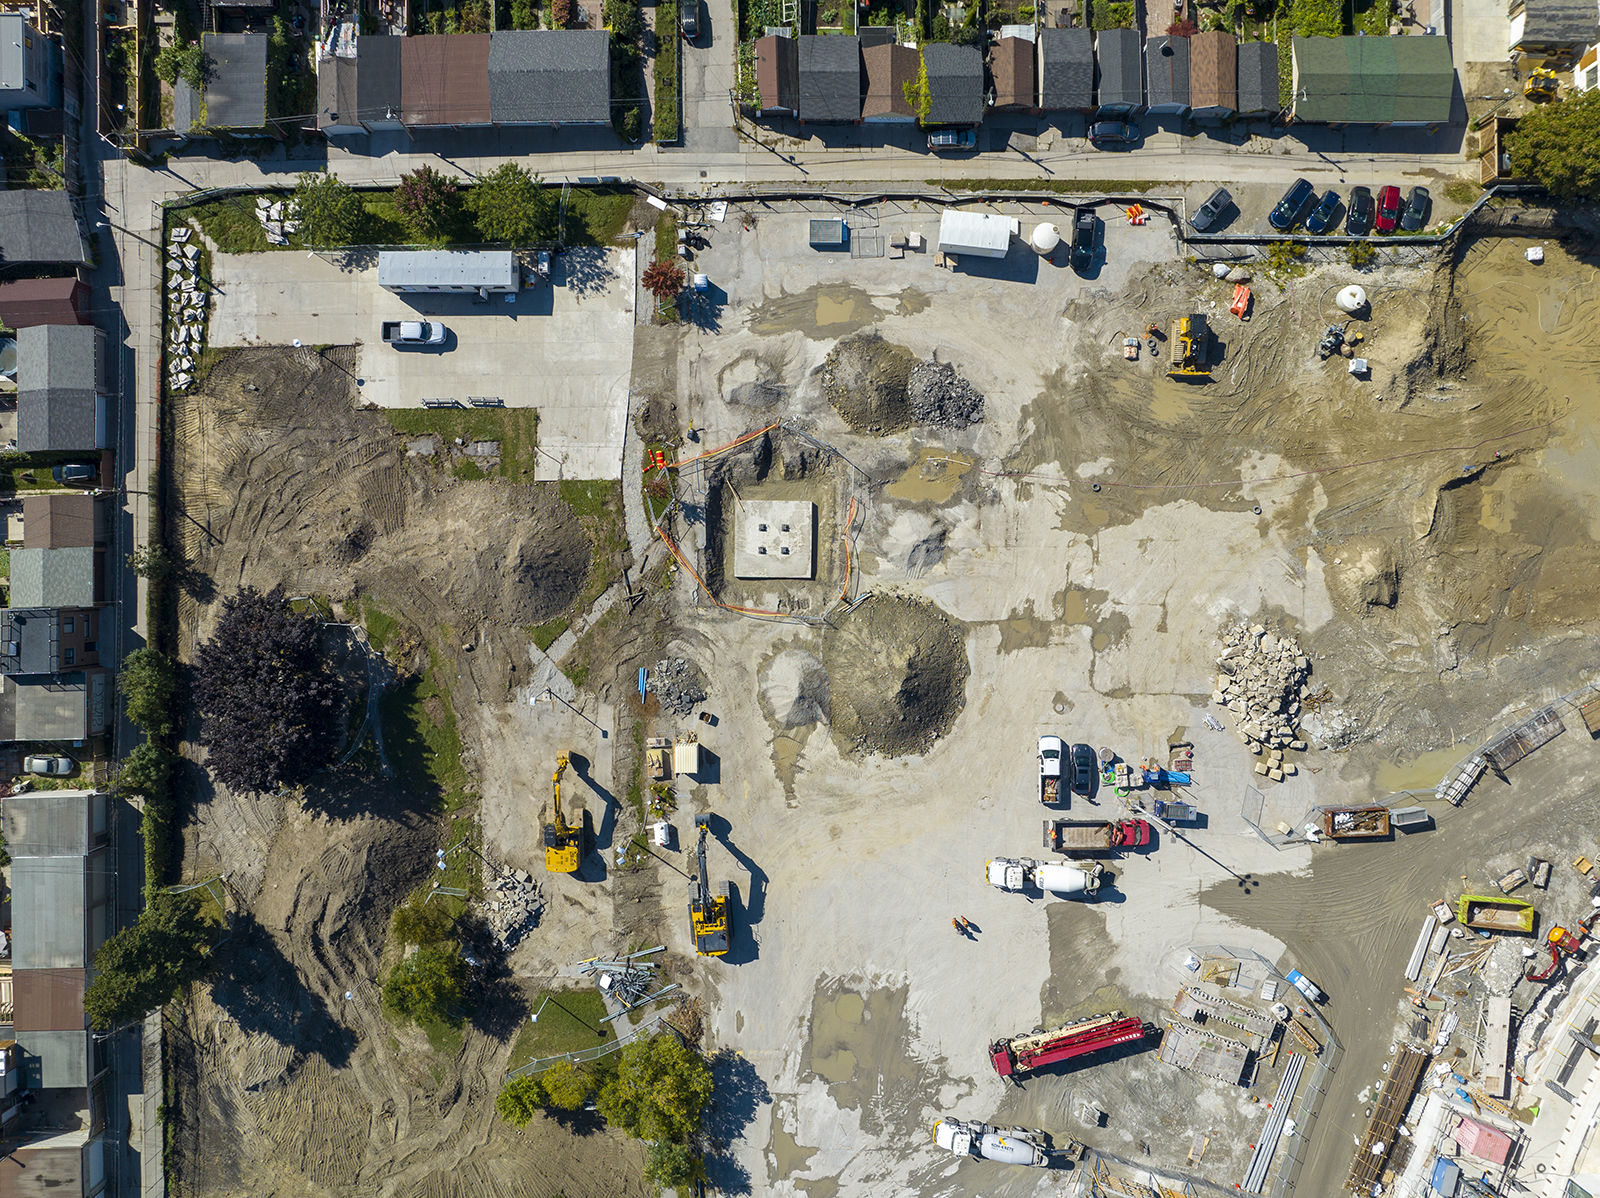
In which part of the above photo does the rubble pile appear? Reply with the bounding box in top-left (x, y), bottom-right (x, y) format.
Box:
top-left (907, 360), bottom-right (985, 428)
top-left (650, 657), bottom-right (706, 717)
top-left (484, 869), bottom-right (543, 950)
top-left (164, 226), bottom-right (206, 392)
top-left (1212, 624), bottom-right (1312, 775)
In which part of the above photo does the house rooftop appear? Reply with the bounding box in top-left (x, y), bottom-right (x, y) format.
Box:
top-left (1189, 30), bottom-right (1237, 110)
top-left (1096, 27), bottom-right (1144, 108)
top-left (487, 30), bottom-right (611, 124)
top-left (755, 33), bottom-right (799, 111)
top-left (201, 32), bottom-right (270, 128)
top-left (1038, 27), bottom-right (1094, 110)
top-left (1291, 34), bottom-right (1453, 123)
top-left (992, 36), bottom-right (1036, 108)
top-left (402, 33), bottom-right (491, 125)
top-left (922, 42), bottom-right (984, 125)
top-left (861, 42), bottom-right (917, 118)
top-left (0, 191), bottom-right (89, 268)
top-left (797, 34), bottom-right (861, 122)
top-left (9, 548), bottom-right (95, 610)
top-left (1236, 38), bottom-right (1280, 112)
top-left (1146, 34), bottom-right (1191, 108)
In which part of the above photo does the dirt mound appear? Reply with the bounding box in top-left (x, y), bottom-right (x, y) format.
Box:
top-left (821, 594), bottom-right (968, 757)
top-left (760, 649), bottom-right (830, 728)
top-left (821, 333), bottom-right (917, 434)
top-left (907, 361), bottom-right (985, 428)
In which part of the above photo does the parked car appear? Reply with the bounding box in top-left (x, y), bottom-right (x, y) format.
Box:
top-left (680, 0), bottom-right (699, 38)
top-left (23, 755), bottom-right (74, 776)
top-left (1345, 186), bottom-right (1374, 236)
top-left (1087, 121), bottom-right (1139, 149)
top-left (1269, 178), bottom-right (1315, 231)
top-left (1070, 208), bottom-right (1096, 273)
top-left (1070, 743), bottom-right (1097, 796)
top-left (52, 463), bottom-right (97, 485)
top-left (1305, 190), bottom-right (1340, 235)
top-left (1188, 187), bottom-right (1233, 233)
top-left (1375, 185), bottom-right (1402, 233)
top-left (1400, 185), bottom-right (1431, 232)
top-left (927, 128), bottom-right (977, 152)
top-left (380, 321), bottom-right (446, 345)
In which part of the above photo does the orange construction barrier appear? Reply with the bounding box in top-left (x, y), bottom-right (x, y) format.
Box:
top-left (1230, 284), bottom-right (1252, 321)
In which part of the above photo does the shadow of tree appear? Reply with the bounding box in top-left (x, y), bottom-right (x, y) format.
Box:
top-left (701, 1048), bottom-right (770, 1196)
top-left (561, 246), bottom-right (618, 300)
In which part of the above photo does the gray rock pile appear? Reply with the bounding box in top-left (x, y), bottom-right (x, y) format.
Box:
top-left (485, 869), bottom-right (543, 950)
top-left (651, 657), bottom-right (706, 717)
top-left (1212, 623), bottom-right (1311, 770)
top-left (907, 361), bottom-right (985, 428)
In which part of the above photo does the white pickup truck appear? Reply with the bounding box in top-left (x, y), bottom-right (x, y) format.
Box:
top-left (985, 856), bottom-right (1102, 896)
top-left (381, 320), bottom-right (446, 345)
top-left (1039, 735), bottom-right (1064, 804)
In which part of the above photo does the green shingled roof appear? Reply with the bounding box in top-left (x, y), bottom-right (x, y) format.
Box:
top-left (1291, 35), bottom-right (1454, 124)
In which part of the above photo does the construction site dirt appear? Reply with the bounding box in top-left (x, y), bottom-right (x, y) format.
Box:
top-left (160, 204), bottom-right (1600, 1198)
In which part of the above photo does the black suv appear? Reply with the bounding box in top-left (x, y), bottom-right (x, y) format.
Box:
top-left (1269, 177), bottom-right (1315, 231)
top-left (1345, 186), bottom-right (1374, 236)
top-left (1071, 743), bottom-right (1097, 795)
top-left (1400, 186), bottom-right (1431, 232)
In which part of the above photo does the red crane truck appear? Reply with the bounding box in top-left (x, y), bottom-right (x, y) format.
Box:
top-left (989, 1012), bottom-right (1150, 1077)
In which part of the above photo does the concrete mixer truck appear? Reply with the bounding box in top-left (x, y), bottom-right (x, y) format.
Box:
top-left (932, 1119), bottom-right (1058, 1167)
top-left (985, 857), bottom-right (1103, 897)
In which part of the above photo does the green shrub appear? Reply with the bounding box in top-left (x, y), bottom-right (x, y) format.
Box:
top-left (121, 647), bottom-right (178, 736)
top-left (382, 945), bottom-right (467, 1027)
top-left (654, 8), bottom-right (680, 141)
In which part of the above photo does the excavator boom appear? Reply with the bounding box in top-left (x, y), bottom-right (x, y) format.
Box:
top-left (544, 753), bottom-right (583, 873)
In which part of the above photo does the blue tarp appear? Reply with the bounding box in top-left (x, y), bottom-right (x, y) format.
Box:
top-left (1431, 1156), bottom-right (1461, 1197)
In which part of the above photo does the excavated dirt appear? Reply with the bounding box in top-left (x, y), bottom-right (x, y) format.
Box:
top-left (820, 333), bottom-right (917, 435)
top-left (820, 593), bottom-right (969, 757)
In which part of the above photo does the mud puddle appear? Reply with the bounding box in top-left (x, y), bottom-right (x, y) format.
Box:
top-left (1371, 743), bottom-right (1466, 793)
top-left (885, 447), bottom-right (973, 504)
top-left (805, 982), bottom-right (932, 1134)
top-left (749, 284), bottom-right (886, 337)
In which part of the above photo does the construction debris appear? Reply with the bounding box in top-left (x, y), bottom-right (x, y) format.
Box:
top-left (1212, 623), bottom-right (1313, 761)
top-left (907, 360), bottom-right (985, 428)
top-left (649, 657), bottom-right (707, 717)
top-left (484, 869), bottom-right (544, 950)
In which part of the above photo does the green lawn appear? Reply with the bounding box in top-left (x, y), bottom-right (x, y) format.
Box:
top-left (180, 193), bottom-right (290, 254)
top-left (564, 187), bottom-right (636, 246)
top-left (360, 595), bottom-right (402, 653)
top-left (382, 408), bottom-right (541, 480)
top-left (510, 988), bottom-right (613, 1066)
top-left (380, 653), bottom-right (476, 813)
top-left (0, 453), bottom-right (90, 494)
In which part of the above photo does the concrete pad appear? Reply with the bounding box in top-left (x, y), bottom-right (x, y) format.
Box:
top-left (206, 247), bottom-right (635, 480)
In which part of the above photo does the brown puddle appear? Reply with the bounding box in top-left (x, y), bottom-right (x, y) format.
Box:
top-left (748, 284), bottom-right (884, 337)
top-left (885, 447), bottom-right (973, 505)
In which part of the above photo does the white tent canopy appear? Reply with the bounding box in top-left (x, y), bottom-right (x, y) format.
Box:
top-left (937, 210), bottom-right (1019, 259)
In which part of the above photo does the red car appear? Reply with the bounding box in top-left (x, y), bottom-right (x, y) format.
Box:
top-left (1375, 185), bottom-right (1402, 233)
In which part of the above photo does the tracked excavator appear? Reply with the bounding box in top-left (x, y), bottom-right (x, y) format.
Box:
top-left (544, 753), bottom-right (584, 874)
top-left (688, 815), bottom-right (731, 956)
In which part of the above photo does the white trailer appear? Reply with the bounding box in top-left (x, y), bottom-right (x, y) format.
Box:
top-left (985, 856), bottom-right (1102, 896)
top-left (932, 1118), bottom-right (1051, 1166)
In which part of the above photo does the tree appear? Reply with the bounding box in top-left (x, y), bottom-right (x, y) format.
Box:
top-left (644, 1141), bottom-right (702, 1190)
top-left (382, 945), bottom-right (467, 1027)
top-left (642, 260), bottom-right (686, 302)
top-left (115, 741), bottom-right (177, 798)
top-left (596, 1032), bottom-right (714, 1144)
top-left (496, 1075), bottom-right (546, 1127)
top-left (394, 165), bottom-right (460, 242)
top-left (293, 171), bottom-right (366, 247)
top-left (193, 585), bottom-right (340, 793)
top-left (465, 163), bottom-right (556, 245)
top-left (127, 544), bottom-right (174, 581)
top-left (121, 647), bottom-right (177, 736)
top-left (392, 898), bottom-right (456, 947)
top-left (83, 892), bottom-right (213, 1030)
top-left (1166, 16), bottom-right (1197, 34)
top-left (154, 42), bottom-right (207, 89)
top-left (540, 1059), bottom-right (590, 1110)
top-left (1507, 90), bottom-right (1600, 200)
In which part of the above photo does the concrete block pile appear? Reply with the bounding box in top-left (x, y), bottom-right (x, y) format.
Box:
top-left (650, 657), bottom-right (707, 717)
top-left (484, 869), bottom-right (543, 950)
top-left (164, 226), bottom-right (205, 392)
top-left (1212, 623), bottom-right (1311, 781)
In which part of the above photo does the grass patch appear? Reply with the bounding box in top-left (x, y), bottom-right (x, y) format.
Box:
top-left (0, 550), bottom-right (9, 577)
top-left (382, 408), bottom-right (541, 480)
top-left (933, 178), bottom-right (1160, 194)
top-left (380, 651), bottom-right (476, 812)
top-left (654, 3), bottom-right (680, 143)
top-left (656, 211), bottom-right (678, 263)
top-left (559, 478), bottom-right (629, 613)
top-left (1443, 180), bottom-right (1480, 205)
top-left (418, 1012), bottom-right (467, 1056)
top-left (511, 988), bottom-right (613, 1066)
top-left (0, 452), bottom-right (92, 494)
top-left (181, 193), bottom-right (287, 254)
top-left (451, 460), bottom-right (488, 482)
top-left (627, 721), bottom-right (646, 823)
top-left (564, 187), bottom-right (636, 247)
top-left (528, 618), bottom-right (570, 653)
top-left (360, 596), bottom-right (402, 654)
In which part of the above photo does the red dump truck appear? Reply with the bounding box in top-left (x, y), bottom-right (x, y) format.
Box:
top-left (1043, 819), bottom-right (1150, 854)
top-left (989, 1013), bottom-right (1150, 1077)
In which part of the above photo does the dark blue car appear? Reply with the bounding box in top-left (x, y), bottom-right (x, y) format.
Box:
top-left (1305, 190), bottom-right (1341, 235)
top-left (1269, 178), bottom-right (1315, 231)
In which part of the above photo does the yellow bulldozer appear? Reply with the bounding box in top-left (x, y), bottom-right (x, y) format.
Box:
top-left (544, 753), bottom-right (584, 874)
top-left (1525, 68), bottom-right (1559, 100)
top-left (1167, 313), bottom-right (1212, 381)
top-left (688, 815), bottom-right (730, 957)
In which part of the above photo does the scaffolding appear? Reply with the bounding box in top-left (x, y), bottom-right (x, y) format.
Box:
top-left (1345, 1045), bottom-right (1430, 1192)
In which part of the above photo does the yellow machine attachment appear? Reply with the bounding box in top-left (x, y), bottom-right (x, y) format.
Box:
top-left (1525, 68), bottom-right (1559, 100)
top-left (688, 815), bottom-right (730, 956)
top-left (1167, 314), bottom-right (1213, 380)
top-left (544, 753), bottom-right (582, 873)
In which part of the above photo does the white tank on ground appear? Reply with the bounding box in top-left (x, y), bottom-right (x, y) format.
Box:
top-left (1030, 224), bottom-right (1061, 254)
top-left (1335, 285), bottom-right (1368, 313)
top-left (933, 1118), bottom-right (1051, 1166)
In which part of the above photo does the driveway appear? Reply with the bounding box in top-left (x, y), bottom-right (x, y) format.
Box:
top-left (206, 247), bottom-right (636, 480)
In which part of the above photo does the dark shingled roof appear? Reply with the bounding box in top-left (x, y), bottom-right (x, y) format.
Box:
top-left (1145, 35), bottom-right (1190, 109)
top-left (862, 42), bottom-right (918, 118)
top-left (16, 325), bottom-right (98, 453)
top-left (358, 34), bottom-right (403, 122)
top-left (992, 36), bottom-right (1036, 108)
top-left (316, 56), bottom-right (359, 130)
top-left (0, 278), bottom-right (87, 327)
top-left (922, 42), bottom-right (984, 125)
top-left (0, 192), bottom-right (88, 268)
top-left (797, 34), bottom-right (861, 123)
top-left (23, 495), bottom-right (97, 550)
top-left (1038, 27), bottom-right (1094, 110)
top-left (488, 30), bottom-right (611, 123)
top-left (1236, 38), bottom-right (1279, 112)
top-left (1291, 34), bottom-right (1453, 124)
top-left (1514, 0), bottom-right (1599, 48)
top-left (201, 32), bottom-right (269, 128)
top-left (1189, 30), bottom-right (1236, 112)
top-left (402, 34), bottom-right (491, 125)
top-left (756, 33), bottom-right (799, 112)
top-left (1095, 28), bottom-right (1143, 110)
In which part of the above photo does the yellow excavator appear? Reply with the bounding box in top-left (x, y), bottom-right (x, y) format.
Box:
top-left (1525, 68), bottom-right (1559, 100)
top-left (687, 815), bottom-right (730, 957)
top-left (544, 753), bottom-right (583, 873)
top-left (1167, 313), bottom-right (1212, 381)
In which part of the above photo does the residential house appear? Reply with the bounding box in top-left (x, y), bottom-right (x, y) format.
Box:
top-left (1189, 31), bottom-right (1237, 116)
top-left (0, 192), bottom-right (90, 273)
top-left (1509, 0), bottom-right (1598, 66)
top-left (1574, 42), bottom-right (1599, 89)
top-left (9, 549), bottom-right (100, 610)
top-left (315, 54), bottom-right (360, 136)
top-left (858, 24), bottom-right (896, 48)
top-left (991, 35), bottom-right (1038, 111)
top-left (0, 12), bottom-right (62, 111)
top-left (0, 672), bottom-right (109, 743)
top-left (315, 32), bottom-right (403, 136)
top-left (0, 279), bottom-right (89, 328)
top-left (1145, 35), bottom-right (1191, 115)
top-left (487, 30), bottom-right (611, 124)
top-left (1037, 27), bottom-right (1095, 111)
top-left (796, 34), bottom-right (862, 123)
top-left (922, 42), bottom-right (984, 126)
top-left (1095, 27), bottom-right (1144, 116)
top-left (15, 326), bottom-right (108, 455)
top-left (23, 496), bottom-right (104, 551)
top-left (1235, 38), bottom-right (1280, 114)
top-left (402, 34), bottom-right (491, 126)
top-left (0, 609), bottom-right (102, 676)
top-left (861, 42), bottom-right (918, 121)
top-left (1290, 34), bottom-right (1453, 125)
top-left (755, 32), bottom-right (800, 115)
top-left (175, 32), bottom-right (270, 133)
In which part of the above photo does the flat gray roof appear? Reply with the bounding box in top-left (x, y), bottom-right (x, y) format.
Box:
top-left (11, 856), bottom-right (86, 970)
top-left (10, 548), bottom-right (95, 609)
top-left (3, 792), bottom-right (94, 857)
top-left (377, 250), bottom-right (519, 289)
